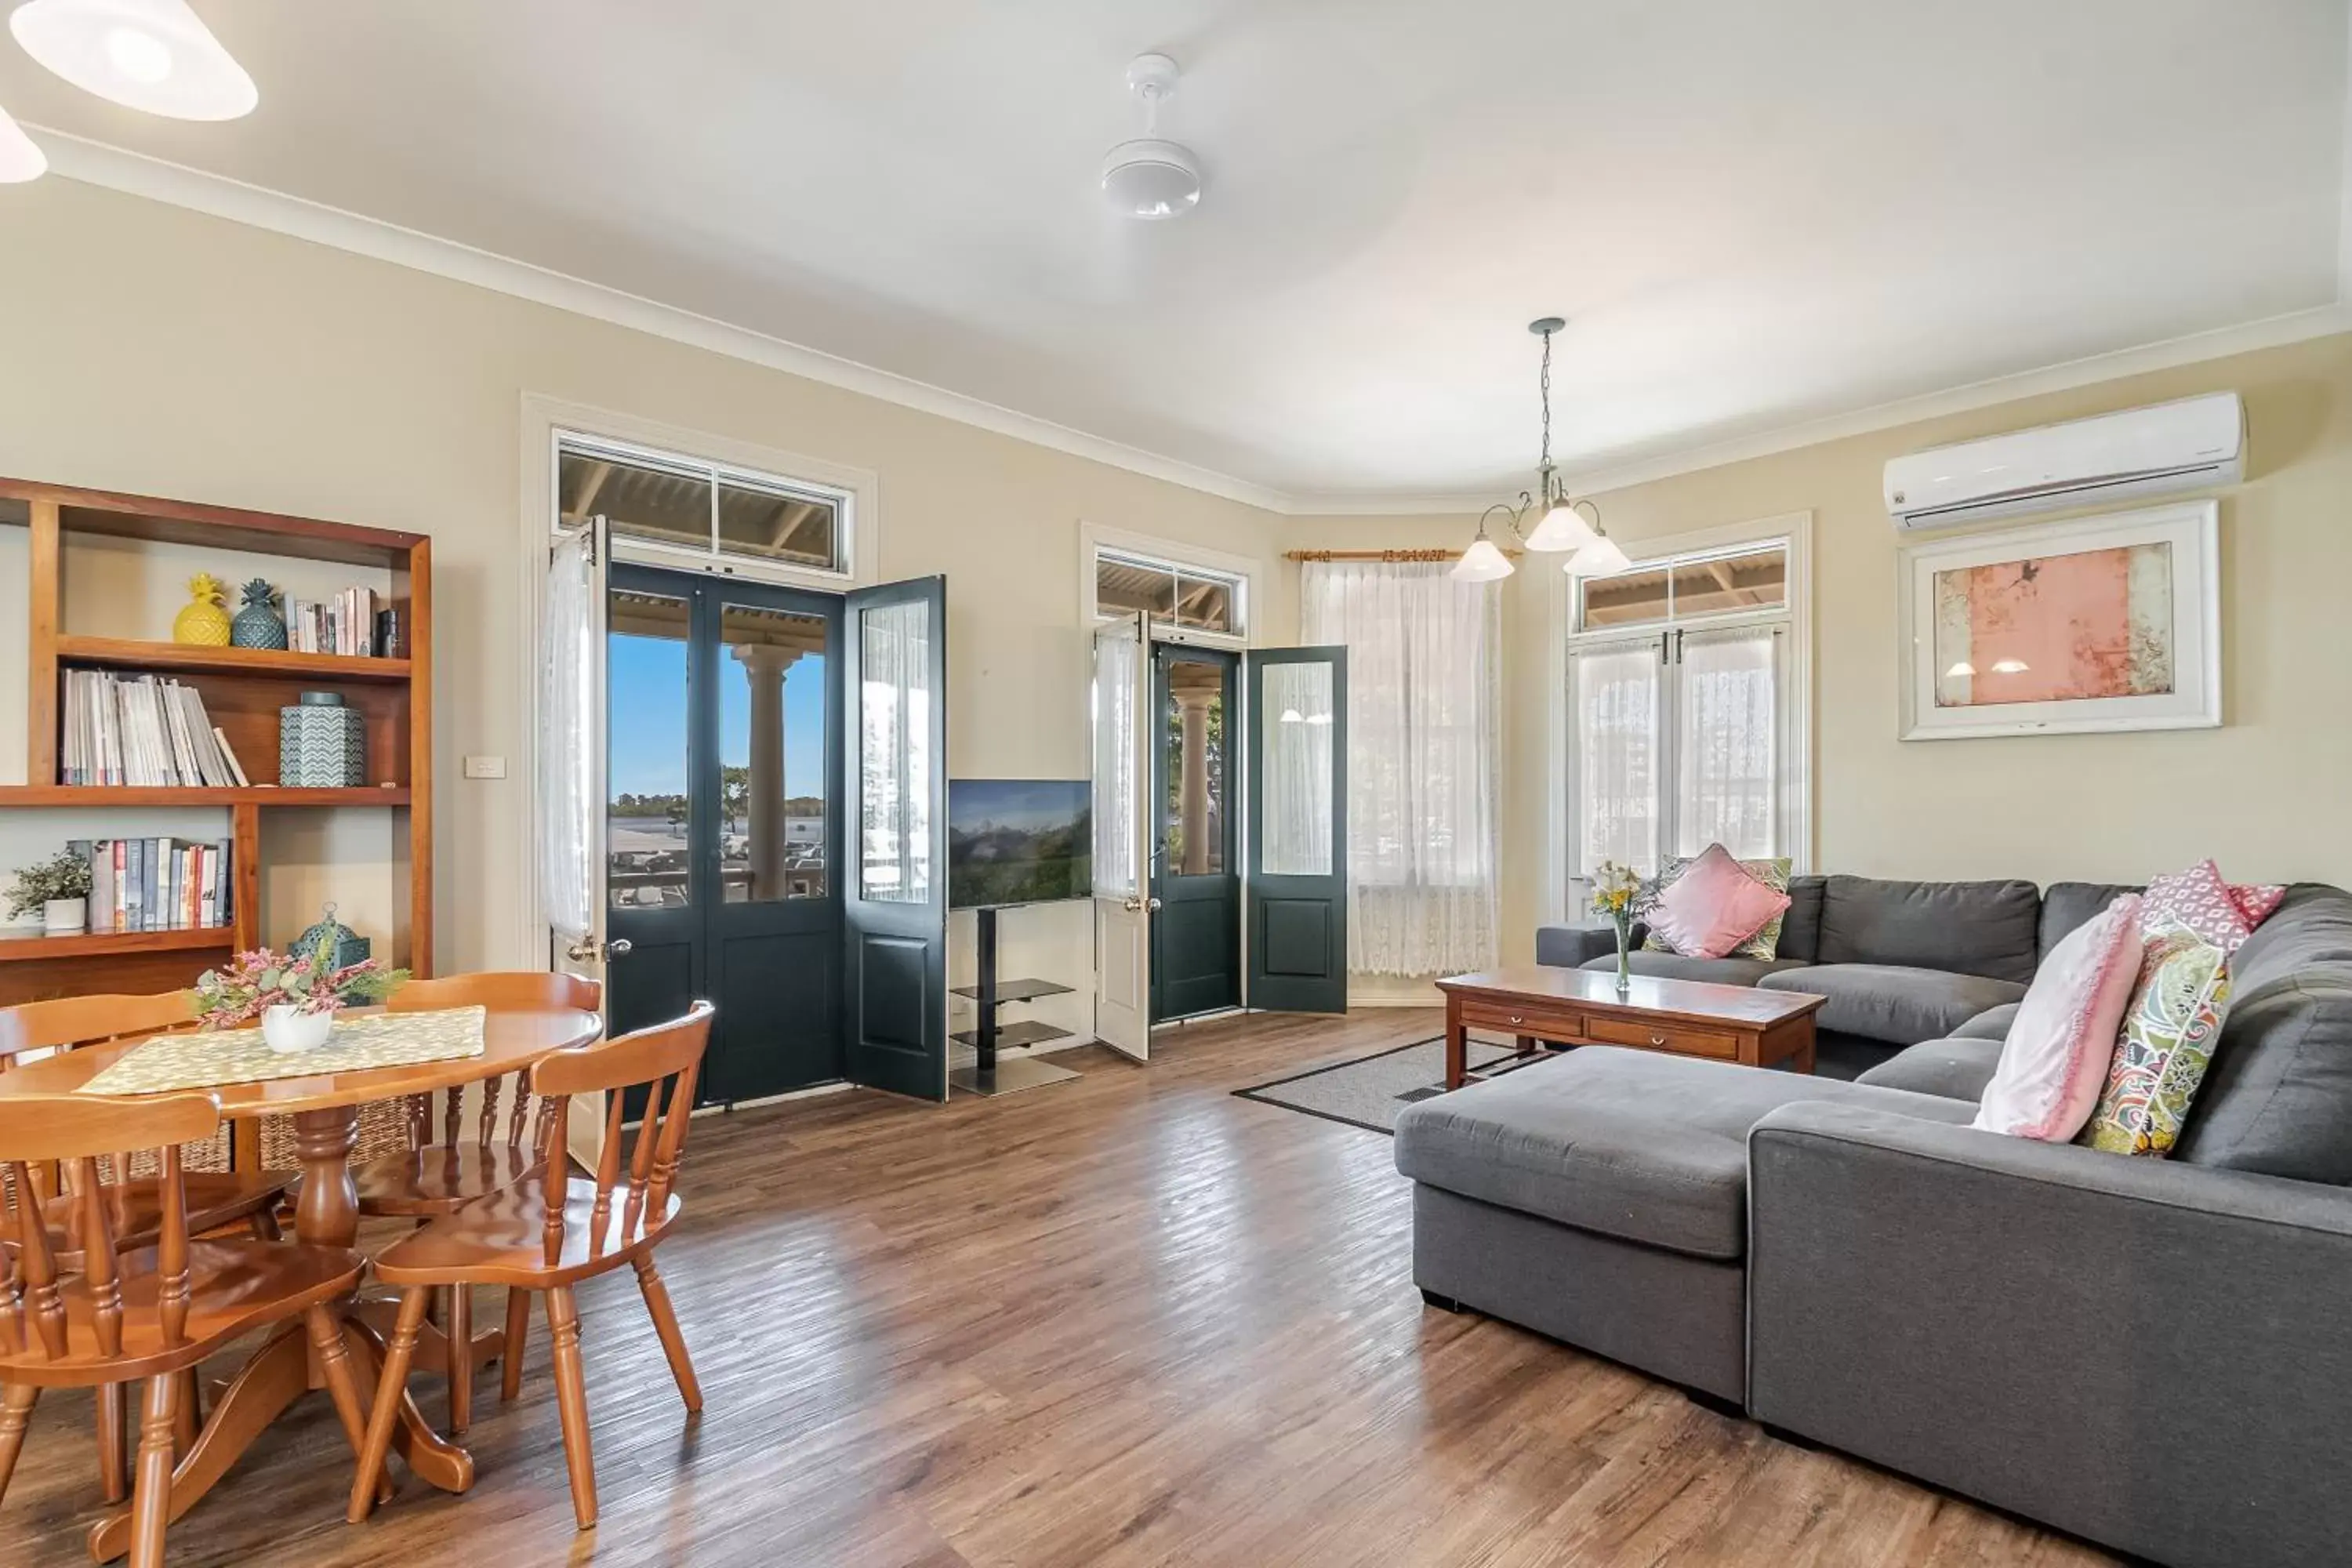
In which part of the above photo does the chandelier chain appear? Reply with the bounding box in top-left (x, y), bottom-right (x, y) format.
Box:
top-left (1538, 328), bottom-right (1552, 474)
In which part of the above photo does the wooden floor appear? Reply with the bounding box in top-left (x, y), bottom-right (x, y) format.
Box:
top-left (0, 1008), bottom-right (2114, 1567)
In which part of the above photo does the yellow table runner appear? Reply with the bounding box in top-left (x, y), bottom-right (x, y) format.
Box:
top-left (78, 1006), bottom-right (488, 1095)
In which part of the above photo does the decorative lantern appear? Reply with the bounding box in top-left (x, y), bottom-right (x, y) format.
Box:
top-left (279, 690), bottom-right (366, 787)
top-left (295, 903), bottom-right (371, 971)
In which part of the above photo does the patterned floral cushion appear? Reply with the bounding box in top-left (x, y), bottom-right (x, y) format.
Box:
top-left (2078, 916), bottom-right (2233, 1158)
top-left (1645, 851), bottom-right (1794, 960)
top-left (2141, 859), bottom-right (2284, 953)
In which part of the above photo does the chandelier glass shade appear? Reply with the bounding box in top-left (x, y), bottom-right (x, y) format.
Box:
top-left (1450, 318), bottom-right (1632, 583)
top-left (11, 0), bottom-right (257, 121)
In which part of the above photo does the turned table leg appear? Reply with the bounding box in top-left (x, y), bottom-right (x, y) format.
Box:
top-left (290, 1108), bottom-right (362, 1250)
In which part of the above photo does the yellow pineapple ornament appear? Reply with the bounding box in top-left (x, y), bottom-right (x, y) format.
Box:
top-left (173, 572), bottom-right (233, 646)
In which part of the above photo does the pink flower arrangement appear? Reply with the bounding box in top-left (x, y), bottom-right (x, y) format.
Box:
top-left (190, 931), bottom-right (408, 1030)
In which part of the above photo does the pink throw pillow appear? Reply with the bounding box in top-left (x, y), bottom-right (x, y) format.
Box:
top-left (2143, 860), bottom-right (2265, 952)
top-left (1973, 894), bottom-right (2146, 1141)
top-left (1643, 844), bottom-right (1792, 962)
top-left (2230, 882), bottom-right (2287, 929)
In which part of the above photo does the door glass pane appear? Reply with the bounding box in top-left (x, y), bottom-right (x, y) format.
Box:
top-left (1261, 661), bottom-right (1334, 877)
top-left (564, 448), bottom-right (713, 554)
top-left (1675, 629), bottom-right (1778, 860)
top-left (720, 602), bottom-right (829, 902)
top-left (1669, 545), bottom-right (1788, 620)
top-left (1162, 658), bottom-right (1226, 875)
top-left (858, 598), bottom-right (933, 903)
top-left (1091, 626), bottom-right (1141, 899)
top-left (1572, 642), bottom-right (1661, 877)
top-left (607, 588), bottom-right (693, 909)
top-left (717, 478), bottom-right (840, 571)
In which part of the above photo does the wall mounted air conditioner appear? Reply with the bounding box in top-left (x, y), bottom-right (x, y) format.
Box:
top-left (1884, 391), bottom-right (2244, 530)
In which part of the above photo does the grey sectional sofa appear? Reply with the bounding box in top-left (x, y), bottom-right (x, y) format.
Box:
top-left (1401, 881), bottom-right (2352, 1568)
top-left (1534, 873), bottom-right (2136, 1077)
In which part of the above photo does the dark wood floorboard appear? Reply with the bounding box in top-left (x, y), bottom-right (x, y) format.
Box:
top-left (0, 1008), bottom-right (2114, 1566)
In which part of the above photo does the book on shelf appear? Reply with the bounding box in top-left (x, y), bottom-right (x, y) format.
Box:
top-left (67, 837), bottom-right (231, 933)
top-left (60, 669), bottom-right (250, 788)
top-left (285, 586), bottom-right (382, 656)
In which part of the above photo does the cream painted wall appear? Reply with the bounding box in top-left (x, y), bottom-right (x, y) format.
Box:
top-left (0, 178), bottom-right (1285, 1015)
top-left (4, 176), bottom-right (2343, 1011)
top-left (1292, 334), bottom-right (2352, 970)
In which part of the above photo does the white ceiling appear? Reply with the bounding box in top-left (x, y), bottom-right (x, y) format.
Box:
top-left (5, 1), bottom-right (2347, 507)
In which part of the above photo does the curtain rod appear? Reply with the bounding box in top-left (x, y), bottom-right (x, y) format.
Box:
top-left (1282, 547), bottom-right (1516, 563)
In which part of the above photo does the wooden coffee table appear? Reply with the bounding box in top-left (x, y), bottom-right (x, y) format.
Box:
top-left (1436, 965), bottom-right (1825, 1089)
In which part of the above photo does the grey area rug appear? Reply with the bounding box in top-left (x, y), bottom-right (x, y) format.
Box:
top-left (1234, 1036), bottom-right (1522, 1134)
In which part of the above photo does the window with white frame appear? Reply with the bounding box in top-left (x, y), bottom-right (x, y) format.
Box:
top-left (558, 431), bottom-right (855, 579)
top-left (1565, 533), bottom-right (1806, 881)
top-left (1094, 546), bottom-right (1247, 638)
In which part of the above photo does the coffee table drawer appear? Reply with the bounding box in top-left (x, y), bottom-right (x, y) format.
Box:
top-left (1584, 1014), bottom-right (1739, 1060)
top-left (1458, 999), bottom-right (1579, 1037)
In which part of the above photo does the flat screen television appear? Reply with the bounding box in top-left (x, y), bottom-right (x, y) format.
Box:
top-left (949, 779), bottom-right (1092, 909)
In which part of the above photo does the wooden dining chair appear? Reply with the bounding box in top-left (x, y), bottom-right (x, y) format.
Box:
top-left (347, 971), bottom-right (603, 1436)
top-left (0, 992), bottom-right (295, 1504)
top-left (0, 1089), bottom-right (372, 1568)
top-left (348, 1000), bottom-right (713, 1533)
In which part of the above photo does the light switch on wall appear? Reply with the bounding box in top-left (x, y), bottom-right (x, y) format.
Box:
top-left (463, 755), bottom-right (507, 779)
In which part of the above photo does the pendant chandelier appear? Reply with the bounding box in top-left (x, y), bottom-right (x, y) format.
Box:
top-left (1451, 317), bottom-right (1632, 584)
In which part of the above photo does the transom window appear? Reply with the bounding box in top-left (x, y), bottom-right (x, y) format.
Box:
top-left (1565, 530), bottom-right (1806, 882)
top-left (560, 433), bottom-right (853, 577)
top-left (1576, 541), bottom-right (1788, 632)
top-left (1095, 547), bottom-right (1247, 637)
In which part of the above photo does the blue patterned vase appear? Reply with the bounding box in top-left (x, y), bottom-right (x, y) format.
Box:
top-left (278, 691), bottom-right (366, 787)
top-left (231, 578), bottom-right (287, 650)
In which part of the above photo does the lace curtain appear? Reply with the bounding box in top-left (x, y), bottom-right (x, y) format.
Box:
top-left (1570, 641), bottom-right (1661, 876)
top-left (1675, 626), bottom-right (1777, 860)
top-left (1301, 560), bottom-right (1500, 977)
top-left (537, 528), bottom-right (597, 946)
top-left (1091, 623), bottom-right (1140, 898)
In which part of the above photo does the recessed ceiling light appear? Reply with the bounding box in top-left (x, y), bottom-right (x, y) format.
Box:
top-left (0, 102), bottom-right (44, 181)
top-left (1102, 53), bottom-right (1200, 220)
top-left (11, 0), bottom-right (257, 121)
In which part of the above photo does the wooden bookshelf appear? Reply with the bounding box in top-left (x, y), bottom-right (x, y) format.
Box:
top-left (1, 476), bottom-right (434, 1009)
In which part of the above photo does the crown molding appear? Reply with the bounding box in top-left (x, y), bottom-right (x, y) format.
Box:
top-left (1278, 301), bottom-right (2352, 514)
top-left (28, 126), bottom-right (1295, 515)
top-left (26, 125), bottom-right (2352, 521)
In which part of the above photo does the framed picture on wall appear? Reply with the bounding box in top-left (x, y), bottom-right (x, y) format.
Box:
top-left (1897, 499), bottom-right (2220, 740)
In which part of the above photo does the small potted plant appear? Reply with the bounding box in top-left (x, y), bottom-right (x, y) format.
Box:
top-left (192, 928), bottom-right (408, 1054)
top-left (5, 849), bottom-right (93, 935)
top-left (1590, 859), bottom-right (1650, 994)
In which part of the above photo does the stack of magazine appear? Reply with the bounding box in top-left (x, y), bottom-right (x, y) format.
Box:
top-left (60, 670), bottom-right (252, 788)
top-left (71, 837), bottom-right (233, 931)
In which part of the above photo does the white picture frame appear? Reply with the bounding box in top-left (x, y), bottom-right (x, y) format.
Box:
top-left (1897, 499), bottom-right (2220, 740)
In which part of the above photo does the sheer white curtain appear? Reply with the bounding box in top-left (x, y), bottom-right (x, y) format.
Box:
top-left (1570, 641), bottom-right (1662, 877)
top-left (1091, 622), bottom-right (1140, 898)
top-left (537, 528), bottom-right (597, 946)
top-left (1301, 560), bottom-right (1499, 977)
top-left (1675, 626), bottom-right (1777, 859)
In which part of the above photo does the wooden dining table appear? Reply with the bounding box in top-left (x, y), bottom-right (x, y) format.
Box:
top-left (0, 1001), bottom-right (603, 1561)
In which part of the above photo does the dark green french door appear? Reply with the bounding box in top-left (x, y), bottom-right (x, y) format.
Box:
top-left (1150, 644), bottom-right (1239, 1022)
top-left (1243, 645), bottom-right (1348, 1014)
top-left (604, 562), bottom-right (843, 1102)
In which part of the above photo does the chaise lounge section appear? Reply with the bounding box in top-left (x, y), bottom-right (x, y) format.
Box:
top-left (1411, 881), bottom-right (2352, 1568)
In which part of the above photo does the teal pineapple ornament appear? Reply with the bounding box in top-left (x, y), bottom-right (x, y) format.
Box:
top-left (230, 578), bottom-right (287, 650)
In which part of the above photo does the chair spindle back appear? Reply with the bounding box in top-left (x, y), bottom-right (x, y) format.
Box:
top-left (0, 1092), bottom-right (219, 1363)
top-left (387, 972), bottom-right (603, 1155)
top-left (0, 991), bottom-right (204, 1207)
top-left (528, 1001), bottom-right (712, 1263)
